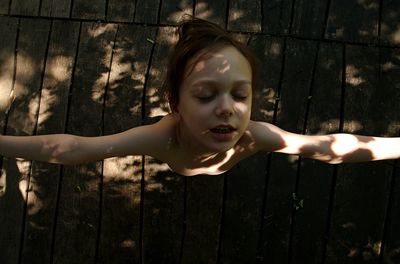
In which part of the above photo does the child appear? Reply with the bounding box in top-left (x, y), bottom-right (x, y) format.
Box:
top-left (0, 17), bottom-right (399, 176)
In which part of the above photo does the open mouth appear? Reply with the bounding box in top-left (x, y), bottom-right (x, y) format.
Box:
top-left (210, 126), bottom-right (236, 134)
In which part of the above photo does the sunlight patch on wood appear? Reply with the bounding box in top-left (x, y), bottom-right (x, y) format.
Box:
top-left (17, 52), bottom-right (36, 84)
top-left (194, 2), bottom-right (214, 20)
top-left (17, 159), bottom-right (31, 201)
top-left (315, 119), bottom-right (339, 134)
top-left (48, 55), bottom-right (73, 82)
top-left (91, 72), bottom-right (108, 103)
top-left (391, 25), bottom-right (400, 44)
top-left (229, 8), bottom-right (244, 22)
top-left (343, 120), bottom-right (363, 133)
top-left (356, 0), bottom-right (379, 10)
top-left (166, 0), bottom-right (192, 23)
top-left (37, 88), bottom-right (58, 129)
top-left (346, 64), bottom-right (366, 86)
top-left (268, 42), bottom-right (282, 56)
top-left (88, 23), bottom-right (117, 38)
top-left (28, 93), bottom-right (40, 125)
top-left (103, 156), bottom-right (141, 180)
top-left (0, 169), bottom-right (6, 197)
top-left (147, 86), bottom-right (169, 117)
top-left (158, 26), bottom-right (178, 45)
top-left (0, 55), bottom-right (14, 111)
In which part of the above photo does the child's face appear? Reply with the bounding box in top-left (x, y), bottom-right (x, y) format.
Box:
top-left (177, 45), bottom-right (252, 154)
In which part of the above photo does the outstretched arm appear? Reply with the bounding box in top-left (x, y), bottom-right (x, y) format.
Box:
top-left (251, 121), bottom-right (400, 164)
top-left (0, 120), bottom-right (169, 165)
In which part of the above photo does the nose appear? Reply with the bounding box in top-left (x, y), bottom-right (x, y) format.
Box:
top-left (215, 95), bottom-right (234, 117)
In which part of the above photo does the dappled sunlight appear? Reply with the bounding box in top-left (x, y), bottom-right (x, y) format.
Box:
top-left (91, 72), bottom-right (108, 103)
top-left (268, 42), bottom-right (282, 56)
top-left (343, 120), bottom-right (364, 133)
top-left (229, 8), bottom-right (244, 22)
top-left (16, 159), bottom-right (31, 201)
top-left (315, 119), bottom-right (340, 134)
top-left (356, 0), bottom-right (379, 10)
top-left (342, 238), bottom-right (381, 260)
top-left (165, 0), bottom-right (192, 23)
top-left (0, 55), bottom-right (14, 111)
top-left (0, 169), bottom-right (5, 197)
top-left (16, 52), bottom-right (35, 85)
top-left (387, 121), bottom-right (400, 136)
top-left (103, 156), bottom-right (142, 204)
top-left (390, 26), bottom-right (400, 44)
top-left (194, 1), bottom-right (214, 20)
top-left (145, 161), bottom-right (172, 192)
top-left (37, 88), bottom-right (58, 128)
top-left (88, 23), bottom-right (117, 38)
top-left (47, 55), bottom-right (73, 82)
top-left (331, 134), bottom-right (359, 157)
top-left (346, 64), bottom-right (366, 86)
top-left (103, 156), bottom-right (141, 180)
top-left (147, 87), bottom-right (168, 117)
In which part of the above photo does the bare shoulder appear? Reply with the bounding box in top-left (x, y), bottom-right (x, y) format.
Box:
top-left (142, 114), bottom-right (178, 158)
top-left (93, 114), bottom-right (177, 160)
top-left (247, 120), bottom-right (287, 152)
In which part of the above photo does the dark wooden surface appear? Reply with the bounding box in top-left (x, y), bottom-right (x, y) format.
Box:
top-left (0, 1), bottom-right (400, 263)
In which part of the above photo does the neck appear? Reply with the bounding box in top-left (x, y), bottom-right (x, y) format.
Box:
top-left (175, 121), bottom-right (222, 163)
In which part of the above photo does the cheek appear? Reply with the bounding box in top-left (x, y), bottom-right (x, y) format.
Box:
top-left (234, 101), bottom-right (252, 116)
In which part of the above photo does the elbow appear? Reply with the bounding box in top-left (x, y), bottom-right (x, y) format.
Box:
top-left (49, 135), bottom-right (83, 165)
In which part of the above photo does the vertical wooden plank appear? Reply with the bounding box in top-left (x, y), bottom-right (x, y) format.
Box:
top-left (40, 0), bottom-right (72, 18)
top-left (181, 175), bottom-right (224, 263)
top-left (97, 24), bottom-right (156, 263)
top-left (0, 17), bottom-right (18, 263)
top-left (0, 0), bottom-right (9, 14)
top-left (19, 20), bottom-right (80, 264)
top-left (160, 0), bottom-right (193, 25)
top-left (325, 0), bottom-right (380, 43)
top-left (141, 26), bottom-right (184, 263)
top-left (325, 45), bottom-right (394, 264)
top-left (381, 47), bottom-right (400, 264)
top-left (134, 0), bottom-right (161, 24)
top-left (262, 0), bottom-right (293, 35)
top-left (219, 155), bottom-right (267, 262)
top-left (10, 0), bottom-right (40, 16)
top-left (107, 0), bottom-right (135, 22)
top-left (0, 18), bottom-right (51, 264)
top-left (0, 17), bottom-right (18, 133)
top-left (52, 22), bottom-right (117, 264)
top-left (194, 0), bottom-right (227, 27)
top-left (291, 42), bottom-right (343, 264)
top-left (380, 0), bottom-right (400, 46)
top-left (291, 0), bottom-right (330, 38)
top-left (248, 35), bottom-right (283, 123)
top-left (258, 39), bottom-right (319, 264)
top-left (72, 0), bottom-right (106, 20)
top-left (228, 0), bottom-right (262, 32)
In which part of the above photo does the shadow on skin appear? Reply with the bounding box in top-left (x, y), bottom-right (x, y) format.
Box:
top-left (299, 134), bottom-right (374, 164)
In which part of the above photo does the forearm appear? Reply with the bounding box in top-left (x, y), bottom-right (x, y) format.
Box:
top-left (306, 133), bottom-right (400, 164)
top-left (0, 134), bottom-right (80, 164)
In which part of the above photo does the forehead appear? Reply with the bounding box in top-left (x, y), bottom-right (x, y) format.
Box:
top-left (183, 46), bottom-right (252, 85)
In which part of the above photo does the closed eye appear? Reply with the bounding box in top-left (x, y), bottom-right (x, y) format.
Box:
top-left (197, 95), bottom-right (215, 102)
top-left (233, 93), bottom-right (249, 101)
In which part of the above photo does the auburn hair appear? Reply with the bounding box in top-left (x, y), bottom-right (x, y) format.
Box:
top-left (162, 16), bottom-right (261, 112)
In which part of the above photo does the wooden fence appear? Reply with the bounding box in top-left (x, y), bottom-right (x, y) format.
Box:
top-left (0, 0), bottom-right (400, 263)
